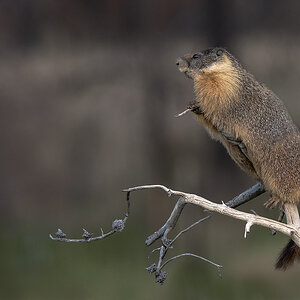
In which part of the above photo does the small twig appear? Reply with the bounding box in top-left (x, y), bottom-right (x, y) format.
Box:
top-left (160, 253), bottom-right (223, 271)
top-left (152, 247), bottom-right (162, 254)
top-left (157, 246), bottom-right (165, 270)
top-left (49, 192), bottom-right (130, 243)
top-left (123, 184), bottom-right (173, 195)
top-left (49, 229), bottom-right (116, 243)
top-left (175, 108), bottom-right (193, 118)
top-left (170, 215), bottom-right (211, 248)
top-left (250, 209), bottom-right (258, 215)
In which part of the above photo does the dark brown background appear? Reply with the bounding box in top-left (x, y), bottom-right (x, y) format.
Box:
top-left (1, 1), bottom-right (300, 299)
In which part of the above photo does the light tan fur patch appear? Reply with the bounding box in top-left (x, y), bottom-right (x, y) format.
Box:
top-left (193, 55), bottom-right (241, 117)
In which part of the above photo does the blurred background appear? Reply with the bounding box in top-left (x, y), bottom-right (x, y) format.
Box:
top-left (1, 0), bottom-right (300, 299)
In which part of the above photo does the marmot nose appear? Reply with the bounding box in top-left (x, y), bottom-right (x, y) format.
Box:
top-left (176, 57), bottom-right (188, 71)
top-left (176, 57), bottom-right (184, 66)
top-left (176, 57), bottom-right (188, 68)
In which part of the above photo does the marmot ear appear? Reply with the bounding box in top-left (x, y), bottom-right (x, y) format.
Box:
top-left (216, 49), bottom-right (223, 56)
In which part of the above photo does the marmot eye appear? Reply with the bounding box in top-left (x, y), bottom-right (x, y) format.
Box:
top-left (193, 54), bottom-right (199, 59)
top-left (216, 49), bottom-right (223, 56)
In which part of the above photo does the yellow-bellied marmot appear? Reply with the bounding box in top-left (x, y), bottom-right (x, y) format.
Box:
top-left (176, 47), bottom-right (300, 270)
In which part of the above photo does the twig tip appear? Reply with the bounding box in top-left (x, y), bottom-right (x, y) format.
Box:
top-left (244, 221), bottom-right (253, 238)
top-left (175, 108), bottom-right (192, 118)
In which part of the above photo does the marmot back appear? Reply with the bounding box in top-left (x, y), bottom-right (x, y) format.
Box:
top-left (176, 47), bottom-right (300, 270)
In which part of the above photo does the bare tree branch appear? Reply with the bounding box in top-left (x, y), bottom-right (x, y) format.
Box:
top-left (50, 182), bottom-right (271, 284)
top-left (124, 184), bottom-right (300, 246)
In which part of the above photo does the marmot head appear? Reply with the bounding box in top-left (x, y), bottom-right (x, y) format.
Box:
top-left (176, 47), bottom-right (242, 109)
top-left (176, 47), bottom-right (235, 80)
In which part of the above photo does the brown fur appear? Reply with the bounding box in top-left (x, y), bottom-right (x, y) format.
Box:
top-left (177, 47), bottom-right (300, 270)
top-left (194, 110), bottom-right (258, 179)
